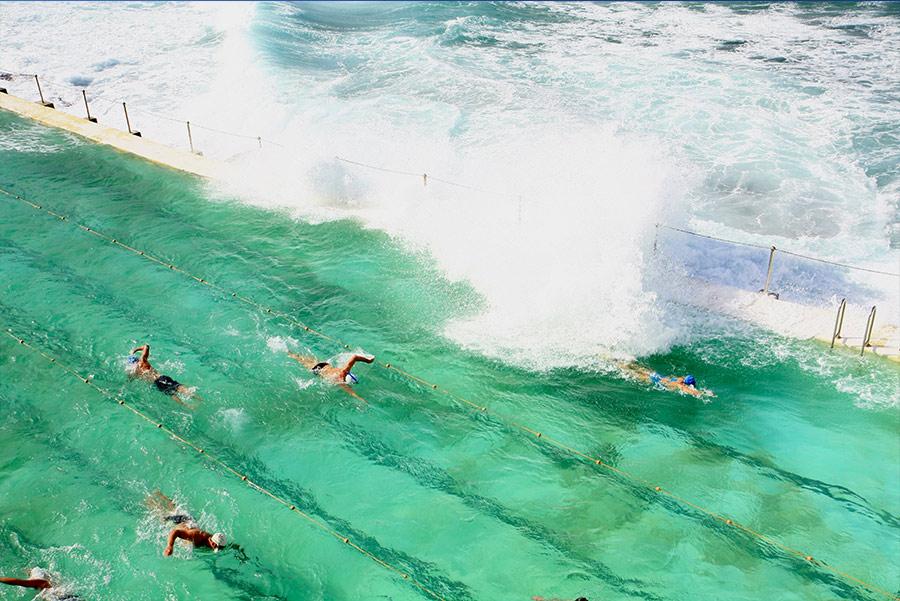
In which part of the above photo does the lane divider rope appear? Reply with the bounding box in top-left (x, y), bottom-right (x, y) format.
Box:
top-left (1, 186), bottom-right (895, 600)
top-left (0, 328), bottom-right (445, 601)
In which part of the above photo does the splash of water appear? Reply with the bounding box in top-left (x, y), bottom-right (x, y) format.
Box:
top-left (2, 1), bottom-right (897, 374)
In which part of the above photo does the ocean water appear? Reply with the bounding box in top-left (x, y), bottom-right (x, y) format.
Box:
top-left (0, 2), bottom-right (898, 600)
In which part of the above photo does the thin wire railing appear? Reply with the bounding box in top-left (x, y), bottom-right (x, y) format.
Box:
top-left (0, 68), bottom-right (286, 150)
top-left (1, 185), bottom-right (896, 601)
top-left (4, 67), bottom-right (894, 283)
top-left (657, 225), bottom-right (898, 278)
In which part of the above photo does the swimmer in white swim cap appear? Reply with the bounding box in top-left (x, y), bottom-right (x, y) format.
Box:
top-left (164, 525), bottom-right (227, 555)
top-left (147, 490), bottom-right (229, 556)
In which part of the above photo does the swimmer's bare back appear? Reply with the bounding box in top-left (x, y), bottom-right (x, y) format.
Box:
top-left (164, 528), bottom-right (217, 556)
top-left (131, 345), bottom-right (200, 408)
top-left (618, 362), bottom-right (714, 398)
top-left (287, 352), bottom-right (374, 402)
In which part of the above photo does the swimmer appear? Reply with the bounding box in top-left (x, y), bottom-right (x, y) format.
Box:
top-left (164, 527), bottom-right (227, 556)
top-left (620, 363), bottom-right (714, 398)
top-left (287, 351), bottom-right (374, 400)
top-left (0, 567), bottom-right (80, 600)
top-left (145, 490), bottom-right (227, 556)
top-left (128, 344), bottom-right (199, 407)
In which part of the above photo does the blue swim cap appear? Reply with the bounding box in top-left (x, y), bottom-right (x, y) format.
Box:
top-left (684, 375), bottom-right (696, 386)
top-left (127, 355), bottom-right (138, 365)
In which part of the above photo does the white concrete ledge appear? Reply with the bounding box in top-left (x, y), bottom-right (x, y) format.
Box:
top-left (0, 92), bottom-right (226, 180)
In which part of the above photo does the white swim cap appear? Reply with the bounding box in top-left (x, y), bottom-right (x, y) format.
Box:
top-left (210, 532), bottom-right (226, 550)
top-left (30, 567), bottom-right (49, 581)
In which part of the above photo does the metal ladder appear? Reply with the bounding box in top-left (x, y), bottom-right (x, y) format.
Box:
top-left (831, 300), bottom-right (878, 356)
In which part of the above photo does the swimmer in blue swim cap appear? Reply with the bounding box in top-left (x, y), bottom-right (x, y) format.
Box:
top-left (619, 363), bottom-right (713, 398)
top-left (287, 351), bottom-right (374, 400)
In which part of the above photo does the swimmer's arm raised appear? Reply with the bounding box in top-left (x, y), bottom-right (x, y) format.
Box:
top-left (164, 527), bottom-right (186, 556)
top-left (338, 354), bottom-right (375, 381)
top-left (132, 344), bottom-right (150, 363)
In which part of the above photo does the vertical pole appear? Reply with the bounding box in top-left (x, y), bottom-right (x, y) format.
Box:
top-left (423, 173), bottom-right (428, 187)
top-left (762, 245), bottom-right (777, 296)
top-left (34, 75), bottom-right (54, 107)
top-left (34, 74), bottom-right (45, 104)
top-left (82, 90), bottom-right (97, 123)
top-left (122, 102), bottom-right (141, 137)
top-left (187, 121), bottom-right (194, 153)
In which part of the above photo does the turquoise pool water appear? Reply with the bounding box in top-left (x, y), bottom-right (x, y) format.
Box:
top-left (0, 109), bottom-right (898, 600)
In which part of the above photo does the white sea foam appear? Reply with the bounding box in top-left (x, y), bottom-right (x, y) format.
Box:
top-left (266, 335), bottom-right (298, 354)
top-left (1, 2), bottom-right (897, 387)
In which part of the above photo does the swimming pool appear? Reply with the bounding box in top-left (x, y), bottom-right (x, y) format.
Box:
top-left (1, 107), bottom-right (898, 600)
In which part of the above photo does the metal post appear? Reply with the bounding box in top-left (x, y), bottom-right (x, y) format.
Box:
top-left (122, 102), bottom-right (141, 137)
top-left (761, 245), bottom-right (777, 297)
top-left (860, 305), bottom-right (876, 356)
top-left (34, 75), bottom-right (54, 108)
top-left (830, 298), bottom-right (846, 349)
top-left (186, 121), bottom-right (194, 153)
top-left (82, 90), bottom-right (97, 123)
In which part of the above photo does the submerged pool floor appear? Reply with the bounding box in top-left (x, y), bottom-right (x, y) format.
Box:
top-left (0, 111), bottom-right (897, 601)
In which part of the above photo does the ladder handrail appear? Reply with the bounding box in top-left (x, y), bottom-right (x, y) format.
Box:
top-left (860, 305), bottom-right (877, 356)
top-left (830, 298), bottom-right (847, 349)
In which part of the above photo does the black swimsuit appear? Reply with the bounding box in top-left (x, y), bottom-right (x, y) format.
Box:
top-left (154, 374), bottom-right (181, 395)
top-left (164, 513), bottom-right (193, 525)
top-left (311, 362), bottom-right (329, 374)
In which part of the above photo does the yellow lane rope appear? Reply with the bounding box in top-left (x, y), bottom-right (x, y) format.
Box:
top-left (1, 186), bottom-right (896, 600)
top-left (0, 329), bottom-right (445, 601)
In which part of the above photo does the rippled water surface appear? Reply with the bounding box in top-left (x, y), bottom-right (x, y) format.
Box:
top-left (0, 2), bottom-right (898, 600)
